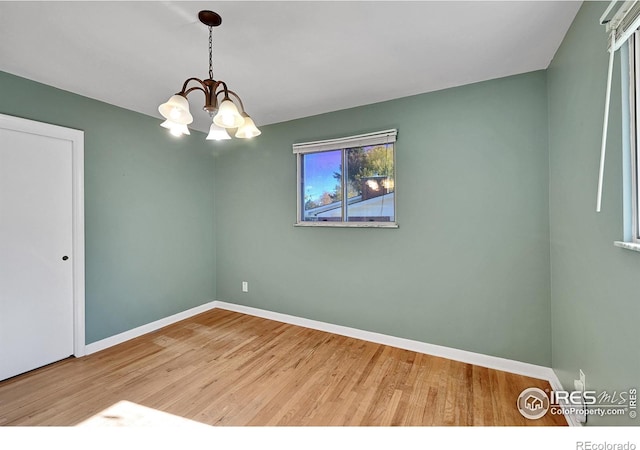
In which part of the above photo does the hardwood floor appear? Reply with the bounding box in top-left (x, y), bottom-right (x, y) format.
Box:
top-left (0, 309), bottom-right (566, 426)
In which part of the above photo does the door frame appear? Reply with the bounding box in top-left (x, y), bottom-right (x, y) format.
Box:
top-left (0, 113), bottom-right (85, 357)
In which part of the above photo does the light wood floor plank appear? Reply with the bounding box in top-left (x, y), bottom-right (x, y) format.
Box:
top-left (0, 309), bottom-right (566, 426)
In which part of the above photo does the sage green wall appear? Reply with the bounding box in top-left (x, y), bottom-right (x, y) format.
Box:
top-left (548, 2), bottom-right (640, 425)
top-left (0, 71), bottom-right (216, 344)
top-left (214, 71), bottom-right (552, 366)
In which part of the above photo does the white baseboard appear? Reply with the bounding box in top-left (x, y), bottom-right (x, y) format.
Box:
top-left (213, 301), bottom-right (554, 380)
top-left (84, 301), bottom-right (217, 355)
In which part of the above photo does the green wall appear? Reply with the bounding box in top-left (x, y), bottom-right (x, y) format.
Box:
top-left (3, 2), bottom-right (635, 425)
top-left (547, 2), bottom-right (640, 425)
top-left (214, 71), bottom-right (552, 366)
top-left (0, 71), bottom-right (217, 344)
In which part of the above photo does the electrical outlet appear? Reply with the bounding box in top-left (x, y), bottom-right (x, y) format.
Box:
top-left (575, 369), bottom-right (587, 424)
top-left (242, 281), bottom-right (249, 293)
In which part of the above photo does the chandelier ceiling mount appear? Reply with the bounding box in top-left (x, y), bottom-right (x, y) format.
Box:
top-left (197, 10), bottom-right (222, 28)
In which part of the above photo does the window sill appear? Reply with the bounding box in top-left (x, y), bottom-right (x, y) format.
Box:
top-left (614, 241), bottom-right (640, 252)
top-left (294, 222), bottom-right (398, 229)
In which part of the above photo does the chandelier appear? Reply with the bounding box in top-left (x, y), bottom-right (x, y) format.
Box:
top-left (158, 10), bottom-right (261, 141)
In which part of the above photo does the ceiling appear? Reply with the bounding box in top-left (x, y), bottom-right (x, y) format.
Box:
top-left (0, 1), bottom-right (582, 133)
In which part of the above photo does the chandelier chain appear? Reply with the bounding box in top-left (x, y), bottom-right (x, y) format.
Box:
top-left (208, 26), bottom-right (214, 80)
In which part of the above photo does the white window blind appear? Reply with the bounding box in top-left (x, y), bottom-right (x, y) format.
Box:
top-left (603, 1), bottom-right (640, 51)
top-left (597, 1), bottom-right (640, 212)
top-left (292, 129), bottom-right (397, 154)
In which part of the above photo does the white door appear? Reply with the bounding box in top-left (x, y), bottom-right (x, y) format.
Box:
top-left (0, 125), bottom-right (75, 381)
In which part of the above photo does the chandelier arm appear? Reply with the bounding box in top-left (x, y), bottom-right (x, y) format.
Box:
top-left (181, 86), bottom-right (209, 109)
top-left (179, 77), bottom-right (209, 96)
top-left (180, 78), bottom-right (220, 111)
top-left (213, 81), bottom-right (230, 99)
top-left (183, 85), bottom-right (208, 98)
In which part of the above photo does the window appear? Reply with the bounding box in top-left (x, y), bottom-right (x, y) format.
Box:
top-left (294, 130), bottom-right (397, 227)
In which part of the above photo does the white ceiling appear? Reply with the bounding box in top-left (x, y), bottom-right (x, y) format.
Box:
top-left (0, 1), bottom-right (582, 133)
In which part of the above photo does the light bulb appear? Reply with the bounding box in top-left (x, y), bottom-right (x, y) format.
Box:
top-left (222, 114), bottom-right (235, 127)
top-left (213, 99), bottom-right (244, 129)
top-left (169, 107), bottom-right (181, 120)
top-left (235, 114), bottom-right (261, 139)
top-left (158, 95), bottom-right (193, 125)
top-left (161, 120), bottom-right (189, 137)
top-left (206, 122), bottom-right (232, 141)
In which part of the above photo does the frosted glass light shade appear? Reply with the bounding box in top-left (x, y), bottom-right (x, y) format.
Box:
top-left (235, 114), bottom-right (261, 139)
top-left (206, 122), bottom-right (232, 140)
top-left (161, 119), bottom-right (190, 137)
top-left (158, 95), bottom-right (193, 125)
top-left (213, 99), bottom-right (245, 128)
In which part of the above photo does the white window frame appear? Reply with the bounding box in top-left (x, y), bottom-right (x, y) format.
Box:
top-left (630, 32), bottom-right (640, 242)
top-left (603, 3), bottom-right (640, 251)
top-left (294, 129), bottom-right (398, 228)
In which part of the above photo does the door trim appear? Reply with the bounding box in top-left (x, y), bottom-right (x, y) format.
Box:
top-left (0, 113), bottom-right (85, 357)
